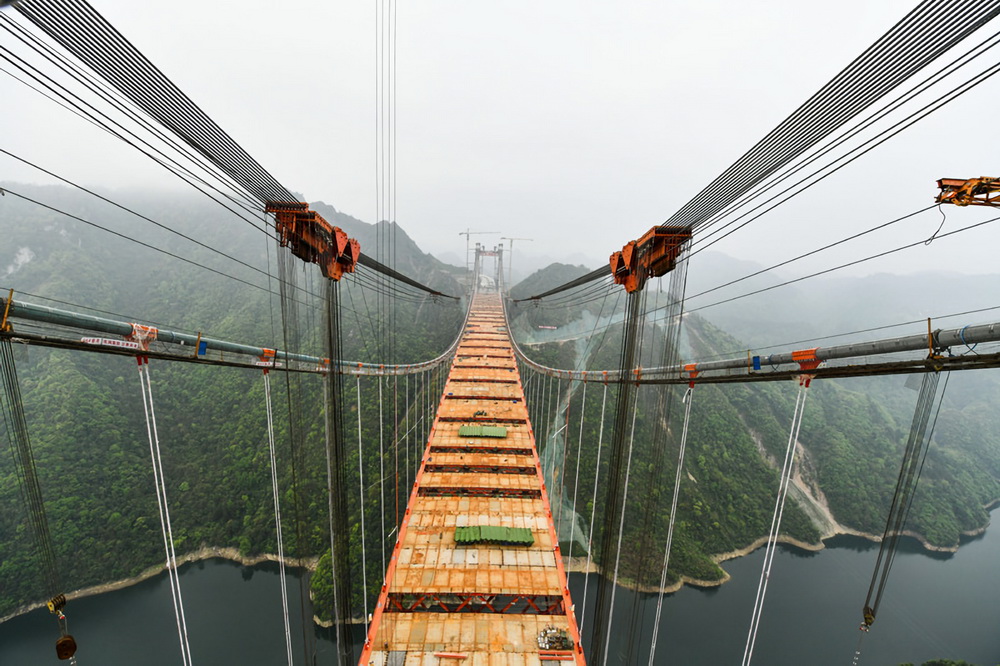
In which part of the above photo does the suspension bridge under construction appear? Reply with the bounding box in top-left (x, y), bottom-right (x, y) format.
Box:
top-left (3, 0), bottom-right (1000, 665)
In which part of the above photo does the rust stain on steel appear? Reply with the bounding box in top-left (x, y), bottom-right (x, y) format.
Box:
top-left (358, 292), bottom-right (586, 665)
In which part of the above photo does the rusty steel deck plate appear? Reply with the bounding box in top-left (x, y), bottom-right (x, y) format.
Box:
top-left (359, 292), bottom-right (585, 665)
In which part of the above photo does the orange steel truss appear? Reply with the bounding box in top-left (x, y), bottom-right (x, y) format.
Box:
top-left (609, 225), bottom-right (692, 293)
top-left (264, 201), bottom-right (360, 280)
top-left (359, 291), bottom-right (586, 665)
top-left (936, 177), bottom-right (1000, 207)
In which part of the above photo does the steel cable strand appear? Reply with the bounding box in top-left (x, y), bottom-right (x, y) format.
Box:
top-left (862, 371), bottom-right (942, 622)
top-left (678, 0), bottom-right (1000, 232)
top-left (0, 149), bottom-right (299, 294)
top-left (686, 57), bottom-right (1000, 261)
top-left (648, 385), bottom-right (695, 666)
top-left (601, 379), bottom-right (642, 666)
top-left (878, 372), bottom-right (950, 605)
top-left (1, 342), bottom-right (79, 660)
top-left (24, 0), bottom-right (296, 202)
top-left (689, 27), bottom-right (1000, 248)
top-left (0, 338), bottom-right (76, 663)
top-left (322, 280), bottom-right (353, 664)
top-left (520, 5), bottom-right (988, 308)
top-left (378, 376), bottom-right (387, 577)
top-left (851, 372), bottom-right (947, 666)
top-left (347, 271), bottom-right (427, 303)
top-left (567, 381), bottom-right (587, 562)
top-left (36, 0), bottom-right (275, 196)
top-left (136, 359), bottom-right (193, 665)
top-left (0, 42), bottom-right (271, 231)
top-left (393, 376), bottom-right (399, 547)
top-left (0, 28), bottom-right (271, 229)
top-left (0, 188), bottom-right (312, 307)
top-left (591, 287), bottom-right (647, 662)
top-left (668, 0), bottom-right (996, 230)
top-left (0, 13), bottom-right (264, 215)
top-left (523, 276), bottom-right (615, 308)
top-left (681, 205), bottom-right (936, 311)
top-left (579, 381), bottom-right (609, 632)
top-left (742, 382), bottom-right (810, 666)
top-left (275, 245), bottom-right (317, 663)
top-left (558, 380), bottom-right (573, 535)
top-left (263, 372), bottom-right (294, 666)
top-left (670, 0), bottom-right (957, 226)
top-left (356, 375), bottom-right (369, 623)
top-left (685, 212), bottom-right (1000, 319)
top-left (404, 375), bottom-right (410, 499)
top-left (0, 7), bottom-right (266, 210)
top-left (320, 375), bottom-right (346, 666)
top-left (0, 339), bottom-right (59, 595)
top-left (624, 256), bottom-right (690, 660)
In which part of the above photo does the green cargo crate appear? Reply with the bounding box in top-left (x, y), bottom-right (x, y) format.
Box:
top-left (454, 525), bottom-right (534, 546)
top-left (458, 425), bottom-right (508, 438)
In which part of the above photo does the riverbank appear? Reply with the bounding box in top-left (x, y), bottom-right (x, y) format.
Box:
top-left (562, 496), bottom-right (997, 595)
top-left (4, 497), bottom-right (993, 625)
top-left (0, 546), bottom-right (319, 626)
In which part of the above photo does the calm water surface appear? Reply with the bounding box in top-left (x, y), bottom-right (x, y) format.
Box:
top-left (1, 513), bottom-right (998, 665)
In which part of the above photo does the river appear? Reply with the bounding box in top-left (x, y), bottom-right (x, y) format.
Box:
top-left (1, 513), bottom-right (998, 665)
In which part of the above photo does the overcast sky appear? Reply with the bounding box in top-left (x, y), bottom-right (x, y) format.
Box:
top-left (3, 0), bottom-right (1000, 282)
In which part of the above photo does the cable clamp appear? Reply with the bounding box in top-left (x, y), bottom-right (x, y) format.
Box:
top-left (792, 348), bottom-right (821, 387)
top-left (684, 363), bottom-right (699, 388)
top-left (126, 323), bottom-right (158, 351)
top-left (1, 288), bottom-right (13, 332)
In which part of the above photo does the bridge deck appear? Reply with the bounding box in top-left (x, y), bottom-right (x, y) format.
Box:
top-left (360, 292), bottom-right (585, 665)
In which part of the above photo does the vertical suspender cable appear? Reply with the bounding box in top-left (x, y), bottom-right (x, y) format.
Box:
top-left (404, 374), bottom-right (409, 494)
top-left (136, 358), bottom-right (193, 666)
top-left (648, 385), bottom-right (695, 665)
top-left (742, 381), bottom-right (811, 666)
top-left (0, 338), bottom-right (77, 662)
top-left (323, 280), bottom-right (353, 664)
top-left (378, 375), bottom-right (386, 576)
top-left (601, 389), bottom-right (641, 665)
top-left (853, 371), bottom-right (949, 666)
top-left (393, 375), bottom-right (399, 538)
top-left (543, 374), bottom-right (553, 453)
top-left (567, 381), bottom-right (587, 560)
top-left (580, 382), bottom-right (608, 631)
top-left (356, 375), bottom-right (369, 622)
top-left (556, 380), bottom-right (572, 534)
top-left (591, 287), bottom-right (645, 660)
top-left (262, 371), bottom-right (293, 666)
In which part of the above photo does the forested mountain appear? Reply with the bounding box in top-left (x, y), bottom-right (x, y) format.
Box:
top-left (1, 184), bottom-right (998, 624)
top-left (0, 184), bottom-right (464, 619)
top-left (506, 261), bottom-right (1000, 591)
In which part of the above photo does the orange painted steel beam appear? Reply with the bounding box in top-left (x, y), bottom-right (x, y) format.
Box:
top-left (936, 177), bottom-right (1000, 207)
top-left (358, 292), bottom-right (586, 665)
top-left (265, 201), bottom-right (360, 280)
top-left (610, 225), bottom-right (693, 293)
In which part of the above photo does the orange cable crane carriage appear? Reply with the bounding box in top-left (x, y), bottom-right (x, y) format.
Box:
top-left (935, 177), bottom-right (1000, 208)
top-left (609, 225), bottom-right (693, 293)
top-left (265, 201), bottom-right (360, 280)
